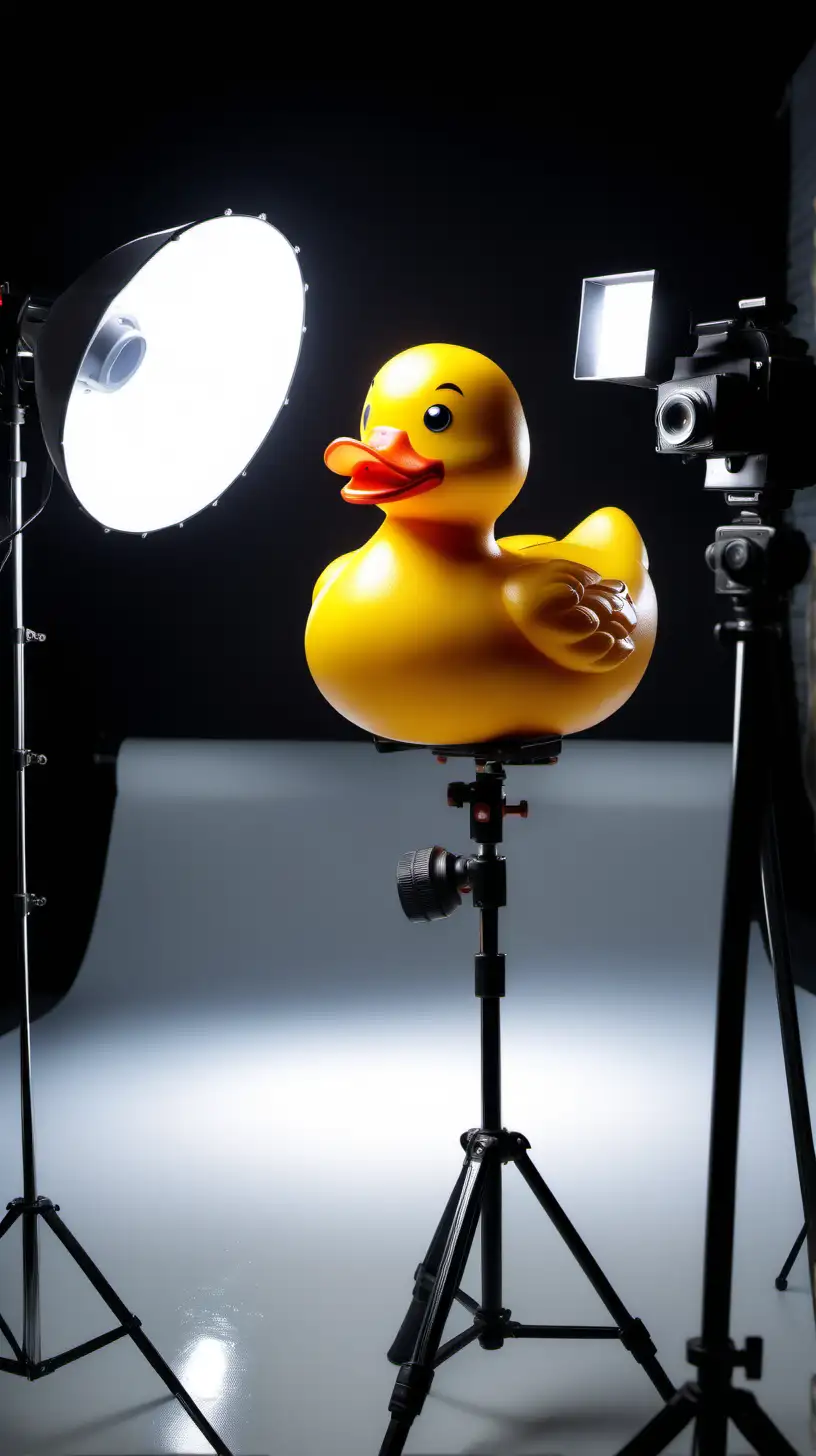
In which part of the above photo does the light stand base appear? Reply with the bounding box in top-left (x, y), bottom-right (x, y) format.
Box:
top-left (615, 1379), bottom-right (798, 1456)
top-left (0, 1196), bottom-right (231, 1455)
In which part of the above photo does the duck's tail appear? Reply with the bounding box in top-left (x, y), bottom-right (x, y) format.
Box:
top-left (560, 507), bottom-right (649, 589)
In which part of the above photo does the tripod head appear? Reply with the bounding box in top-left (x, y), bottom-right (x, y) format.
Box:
top-left (391, 751), bottom-right (562, 1002)
top-left (706, 508), bottom-right (812, 624)
top-left (396, 762), bottom-right (525, 924)
top-left (386, 746), bottom-right (559, 927)
top-left (373, 735), bottom-right (562, 767)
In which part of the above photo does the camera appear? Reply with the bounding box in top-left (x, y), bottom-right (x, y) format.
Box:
top-left (574, 274), bottom-right (816, 503)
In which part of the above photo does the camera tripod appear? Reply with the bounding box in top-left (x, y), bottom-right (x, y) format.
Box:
top-left (615, 509), bottom-right (816, 1456)
top-left (371, 735), bottom-right (677, 1456)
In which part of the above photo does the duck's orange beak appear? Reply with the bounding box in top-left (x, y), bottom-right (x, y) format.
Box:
top-left (325, 428), bottom-right (445, 505)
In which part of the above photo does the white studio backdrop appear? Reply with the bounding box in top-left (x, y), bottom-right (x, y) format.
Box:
top-left (0, 739), bottom-right (813, 1455)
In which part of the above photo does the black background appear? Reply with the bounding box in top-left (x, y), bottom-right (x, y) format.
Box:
top-left (2, 57), bottom-right (812, 750)
top-left (2, 47), bottom-right (816, 1013)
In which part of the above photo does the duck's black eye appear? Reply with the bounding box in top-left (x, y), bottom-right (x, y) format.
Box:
top-left (363, 403), bottom-right (371, 430)
top-left (424, 403), bottom-right (452, 433)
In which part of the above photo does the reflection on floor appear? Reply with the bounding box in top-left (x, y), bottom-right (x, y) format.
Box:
top-left (0, 739), bottom-right (813, 1455)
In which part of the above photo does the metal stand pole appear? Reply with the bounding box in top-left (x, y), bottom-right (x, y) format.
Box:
top-left (9, 368), bottom-right (42, 1369)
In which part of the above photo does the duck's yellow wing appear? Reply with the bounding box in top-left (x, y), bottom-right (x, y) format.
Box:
top-left (500, 509), bottom-right (654, 674)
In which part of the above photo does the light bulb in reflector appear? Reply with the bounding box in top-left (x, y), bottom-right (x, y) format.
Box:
top-left (78, 314), bottom-right (147, 393)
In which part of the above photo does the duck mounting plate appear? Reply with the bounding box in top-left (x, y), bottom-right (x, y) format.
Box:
top-left (372, 734), bottom-right (563, 766)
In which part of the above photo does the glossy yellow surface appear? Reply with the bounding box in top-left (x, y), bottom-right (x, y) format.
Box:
top-left (305, 344), bottom-right (657, 744)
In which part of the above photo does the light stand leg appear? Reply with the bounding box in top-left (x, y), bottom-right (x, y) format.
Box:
top-left (761, 805), bottom-right (816, 1315)
top-left (0, 1204), bottom-right (26, 1368)
top-left (775, 1222), bottom-right (807, 1290)
top-left (613, 1386), bottom-right (699, 1456)
top-left (729, 1389), bottom-right (802, 1455)
top-left (39, 1204), bottom-right (231, 1456)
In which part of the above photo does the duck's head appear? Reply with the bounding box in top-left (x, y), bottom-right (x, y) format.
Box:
top-left (324, 343), bottom-right (529, 526)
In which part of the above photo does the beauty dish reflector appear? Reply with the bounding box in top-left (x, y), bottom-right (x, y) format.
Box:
top-left (34, 214), bottom-right (305, 533)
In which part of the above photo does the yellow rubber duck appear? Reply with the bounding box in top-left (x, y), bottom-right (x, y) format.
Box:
top-left (305, 343), bottom-right (657, 745)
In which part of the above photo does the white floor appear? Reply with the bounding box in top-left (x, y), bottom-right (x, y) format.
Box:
top-left (0, 740), bottom-right (813, 1455)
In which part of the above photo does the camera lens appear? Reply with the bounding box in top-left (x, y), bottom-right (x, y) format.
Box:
top-left (662, 398), bottom-right (694, 437)
top-left (657, 391), bottom-right (707, 447)
top-left (723, 539), bottom-right (750, 573)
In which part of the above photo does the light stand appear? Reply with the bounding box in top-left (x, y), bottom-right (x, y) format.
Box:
top-left (0, 346), bottom-right (233, 1456)
top-left (614, 507), bottom-right (814, 1456)
top-left (370, 737), bottom-right (676, 1456)
top-left (0, 211), bottom-right (304, 1454)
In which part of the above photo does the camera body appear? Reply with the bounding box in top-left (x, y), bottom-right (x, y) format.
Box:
top-left (654, 305), bottom-right (816, 494)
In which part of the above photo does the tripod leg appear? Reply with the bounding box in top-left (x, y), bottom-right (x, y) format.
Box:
top-left (0, 1202), bottom-right (24, 1242)
top-left (775, 1222), bottom-right (807, 1290)
top-left (729, 1386), bottom-right (800, 1455)
top-left (38, 1205), bottom-right (232, 1456)
top-left (614, 1383), bottom-right (698, 1456)
top-left (387, 1164), bottom-right (468, 1365)
top-left (22, 1205), bottom-right (41, 1367)
top-left (513, 1149), bottom-right (674, 1401)
top-left (378, 1137), bottom-right (491, 1456)
top-left (0, 1308), bottom-right (24, 1367)
top-left (0, 1202), bottom-right (25, 1364)
top-left (761, 805), bottom-right (816, 1317)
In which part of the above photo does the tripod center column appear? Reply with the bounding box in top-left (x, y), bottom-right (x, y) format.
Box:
top-left (467, 762), bottom-right (508, 1133)
top-left (468, 762), bottom-right (508, 1345)
top-left (477, 847), bottom-right (504, 1132)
